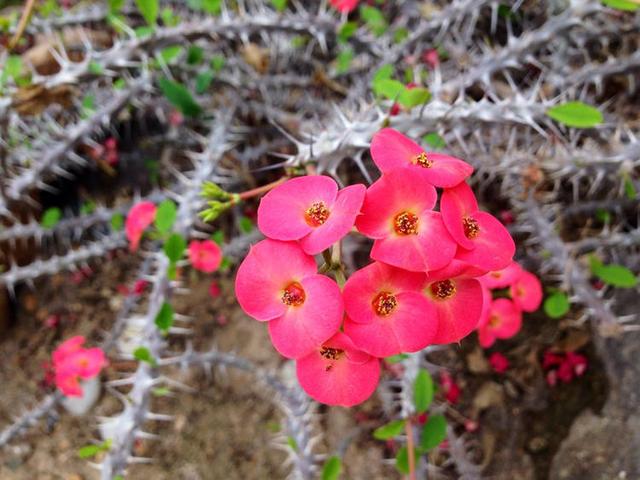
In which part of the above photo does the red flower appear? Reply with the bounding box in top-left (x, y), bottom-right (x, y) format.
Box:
top-left (488, 352), bottom-right (509, 374)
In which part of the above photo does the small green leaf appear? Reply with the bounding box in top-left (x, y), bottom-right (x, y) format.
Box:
top-left (622, 172), bottom-right (637, 200)
top-left (133, 346), bottom-right (156, 366)
top-left (187, 45), bottom-right (204, 65)
top-left (160, 7), bottom-right (179, 26)
top-left (321, 456), bottom-right (342, 480)
top-left (398, 87), bottom-right (431, 108)
top-left (271, 0), bottom-right (287, 12)
top-left (335, 48), bottom-right (353, 74)
top-left (155, 302), bottom-right (174, 333)
top-left (373, 419), bottom-right (405, 440)
top-left (547, 101), bottom-right (603, 128)
top-left (393, 27), bottom-right (409, 43)
top-left (111, 213), bottom-right (124, 231)
top-left (338, 22), bottom-right (358, 43)
top-left (41, 207), bottom-right (62, 228)
top-left (590, 256), bottom-right (637, 288)
top-left (360, 6), bottom-right (387, 36)
top-left (601, 0), bottom-right (639, 11)
top-left (164, 233), bottom-right (186, 262)
top-left (287, 436), bottom-right (298, 451)
top-left (134, 26), bottom-right (154, 38)
top-left (152, 386), bottom-right (171, 396)
top-left (595, 208), bottom-right (611, 224)
top-left (135, 0), bottom-right (159, 26)
top-left (211, 55), bottom-right (226, 72)
top-left (113, 78), bottom-right (126, 90)
top-left (108, 0), bottom-right (125, 12)
top-left (154, 199), bottom-right (177, 233)
top-left (195, 71), bottom-right (214, 94)
top-left (372, 64), bottom-right (394, 84)
top-left (423, 132), bottom-right (445, 149)
top-left (159, 78), bottom-right (202, 117)
top-left (395, 447), bottom-right (409, 474)
top-left (420, 414), bottom-right (447, 451)
top-left (88, 61), bottom-right (104, 75)
top-left (211, 230), bottom-right (225, 246)
top-left (386, 353), bottom-right (409, 364)
top-left (413, 369), bottom-right (434, 414)
top-left (202, 0), bottom-right (222, 14)
top-left (80, 201), bottom-right (96, 215)
top-left (373, 79), bottom-right (405, 100)
top-left (544, 291), bottom-right (570, 319)
top-left (238, 216), bottom-right (254, 234)
top-left (78, 445), bottom-right (102, 459)
top-left (159, 45), bottom-right (183, 63)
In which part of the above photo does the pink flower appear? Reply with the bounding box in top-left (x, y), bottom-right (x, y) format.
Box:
top-left (51, 337), bottom-right (106, 397)
top-left (370, 128), bottom-right (473, 188)
top-left (422, 49), bottom-right (440, 69)
top-left (209, 281), bottom-right (221, 298)
top-left (235, 239), bottom-right (343, 358)
top-left (52, 336), bottom-right (85, 365)
top-left (542, 351), bottom-right (564, 370)
top-left (567, 352), bottom-right (588, 377)
top-left (296, 332), bottom-right (380, 407)
top-left (422, 261), bottom-right (484, 344)
top-left (477, 298), bottom-right (522, 348)
top-left (188, 240), bottom-right (223, 273)
top-left (441, 182), bottom-right (515, 271)
top-left (125, 201), bottom-right (157, 252)
top-left (257, 176), bottom-right (365, 255)
top-left (488, 352), bottom-right (509, 373)
top-left (329, 0), bottom-right (359, 13)
top-left (510, 270), bottom-right (543, 312)
top-left (440, 371), bottom-right (460, 404)
top-left (356, 169), bottom-right (457, 272)
top-left (478, 262), bottom-right (522, 289)
top-left (342, 262), bottom-right (437, 357)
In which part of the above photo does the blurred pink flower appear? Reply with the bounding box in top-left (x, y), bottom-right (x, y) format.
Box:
top-left (125, 201), bottom-right (157, 252)
top-left (188, 240), bottom-right (222, 273)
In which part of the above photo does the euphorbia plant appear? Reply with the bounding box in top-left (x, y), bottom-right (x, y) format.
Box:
top-left (234, 128), bottom-right (516, 407)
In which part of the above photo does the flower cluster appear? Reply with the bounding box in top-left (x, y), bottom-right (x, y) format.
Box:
top-left (235, 128), bottom-right (516, 406)
top-left (543, 350), bottom-right (588, 386)
top-left (475, 262), bottom-right (543, 348)
top-left (51, 336), bottom-right (106, 397)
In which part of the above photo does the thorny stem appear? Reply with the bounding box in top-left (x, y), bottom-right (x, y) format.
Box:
top-left (405, 418), bottom-right (416, 480)
top-left (331, 241), bottom-right (346, 287)
top-left (237, 176), bottom-right (288, 200)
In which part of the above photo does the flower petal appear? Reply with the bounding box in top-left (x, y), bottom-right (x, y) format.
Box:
top-left (299, 184), bottom-right (366, 254)
top-left (370, 128), bottom-right (423, 173)
top-left (440, 182), bottom-right (479, 250)
top-left (510, 270), bottom-right (543, 312)
top-left (426, 278), bottom-right (483, 344)
top-left (455, 212), bottom-right (515, 271)
top-left (258, 176), bottom-right (338, 241)
top-left (235, 239), bottom-right (317, 321)
top-left (420, 153), bottom-right (473, 188)
top-left (268, 274), bottom-right (343, 359)
top-left (344, 291), bottom-right (437, 357)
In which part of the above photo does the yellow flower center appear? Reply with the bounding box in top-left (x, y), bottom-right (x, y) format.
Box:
top-left (414, 152), bottom-right (433, 168)
top-left (281, 282), bottom-right (305, 306)
top-left (372, 292), bottom-right (398, 316)
top-left (463, 216), bottom-right (480, 239)
top-left (430, 280), bottom-right (457, 300)
top-left (305, 201), bottom-right (330, 226)
top-left (394, 212), bottom-right (419, 235)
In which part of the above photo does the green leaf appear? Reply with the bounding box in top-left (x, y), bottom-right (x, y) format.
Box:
top-left (622, 172), bottom-right (637, 200)
top-left (373, 419), bottom-right (405, 440)
top-left (590, 256), bottom-right (637, 288)
top-left (195, 71), bottom-right (214, 94)
top-left (393, 27), bottom-right (409, 43)
top-left (385, 353), bottom-right (409, 364)
top-left (133, 346), bottom-right (156, 366)
top-left (423, 132), bottom-right (445, 149)
top-left (80, 201), bottom-right (96, 215)
top-left (154, 199), bottom-right (177, 233)
top-left (159, 78), bottom-right (202, 117)
top-left (335, 48), bottom-right (353, 74)
top-left (108, 0), bottom-right (125, 12)
top-left (202, 0), bottom-right (222, 14)
top-left (134, 26), bottom-right (154, 38)
top-left (155, 302), bottom-right (174, 333)
top-left (420, 414), bottom-right (447, 451)
top-left (287, 436), bottom-right (298, 451)
top-left (153, 386), bottom-right (171, 396)
top-left (78, 444), bottom-right (102, 459)
top-left (373, 79), bottom-right (405, 100)
top-left (211, 55), bottom-right (226, 72)
top-left (359, 6), bottom-right (387, 36)
top-left (111, 213), bottom-right (124, 231)
top-left (88, 61), bottom-right (104, 75)
top-left (4, 55), bottom-right (23, 81)
top-left (413, 369), bottom-right (434, 414)
top-left (271, 0), bottom-right (287, 12)
top-left (546, 101), bottom-right (603, 128)
top-left (211, 230), bottom-right (225, 246)
top-left (164, 233), bottom-right (186, 262)
top-left (398, 87), bottom-right (431, 108)
top-left (238, 216), bottom-right (254, 234)
top-left (338, 22), bottom-right (358, 43)
top-left (135, 0), bottom-right (158, 26)
top-left (160, 7), bottom-right (179, 26)
top-left (395, 447), bottom-right (409, 474)
top-left (159, 45), bottom-right (183, 63)
top-left (321, 456), bottom-right (342, 480)
top-left (372, 64), bottom-right (394, 84)
top-left (544, 291), bottom-right (570, 318)
top-left (601, 0), bottom-right (639, 11)
top-left (41, 207), bottom-right (62, 228)
top-left (187, 46), bottom-right (204, 65)
top-left (81, 94), bottom-right (96, 119)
